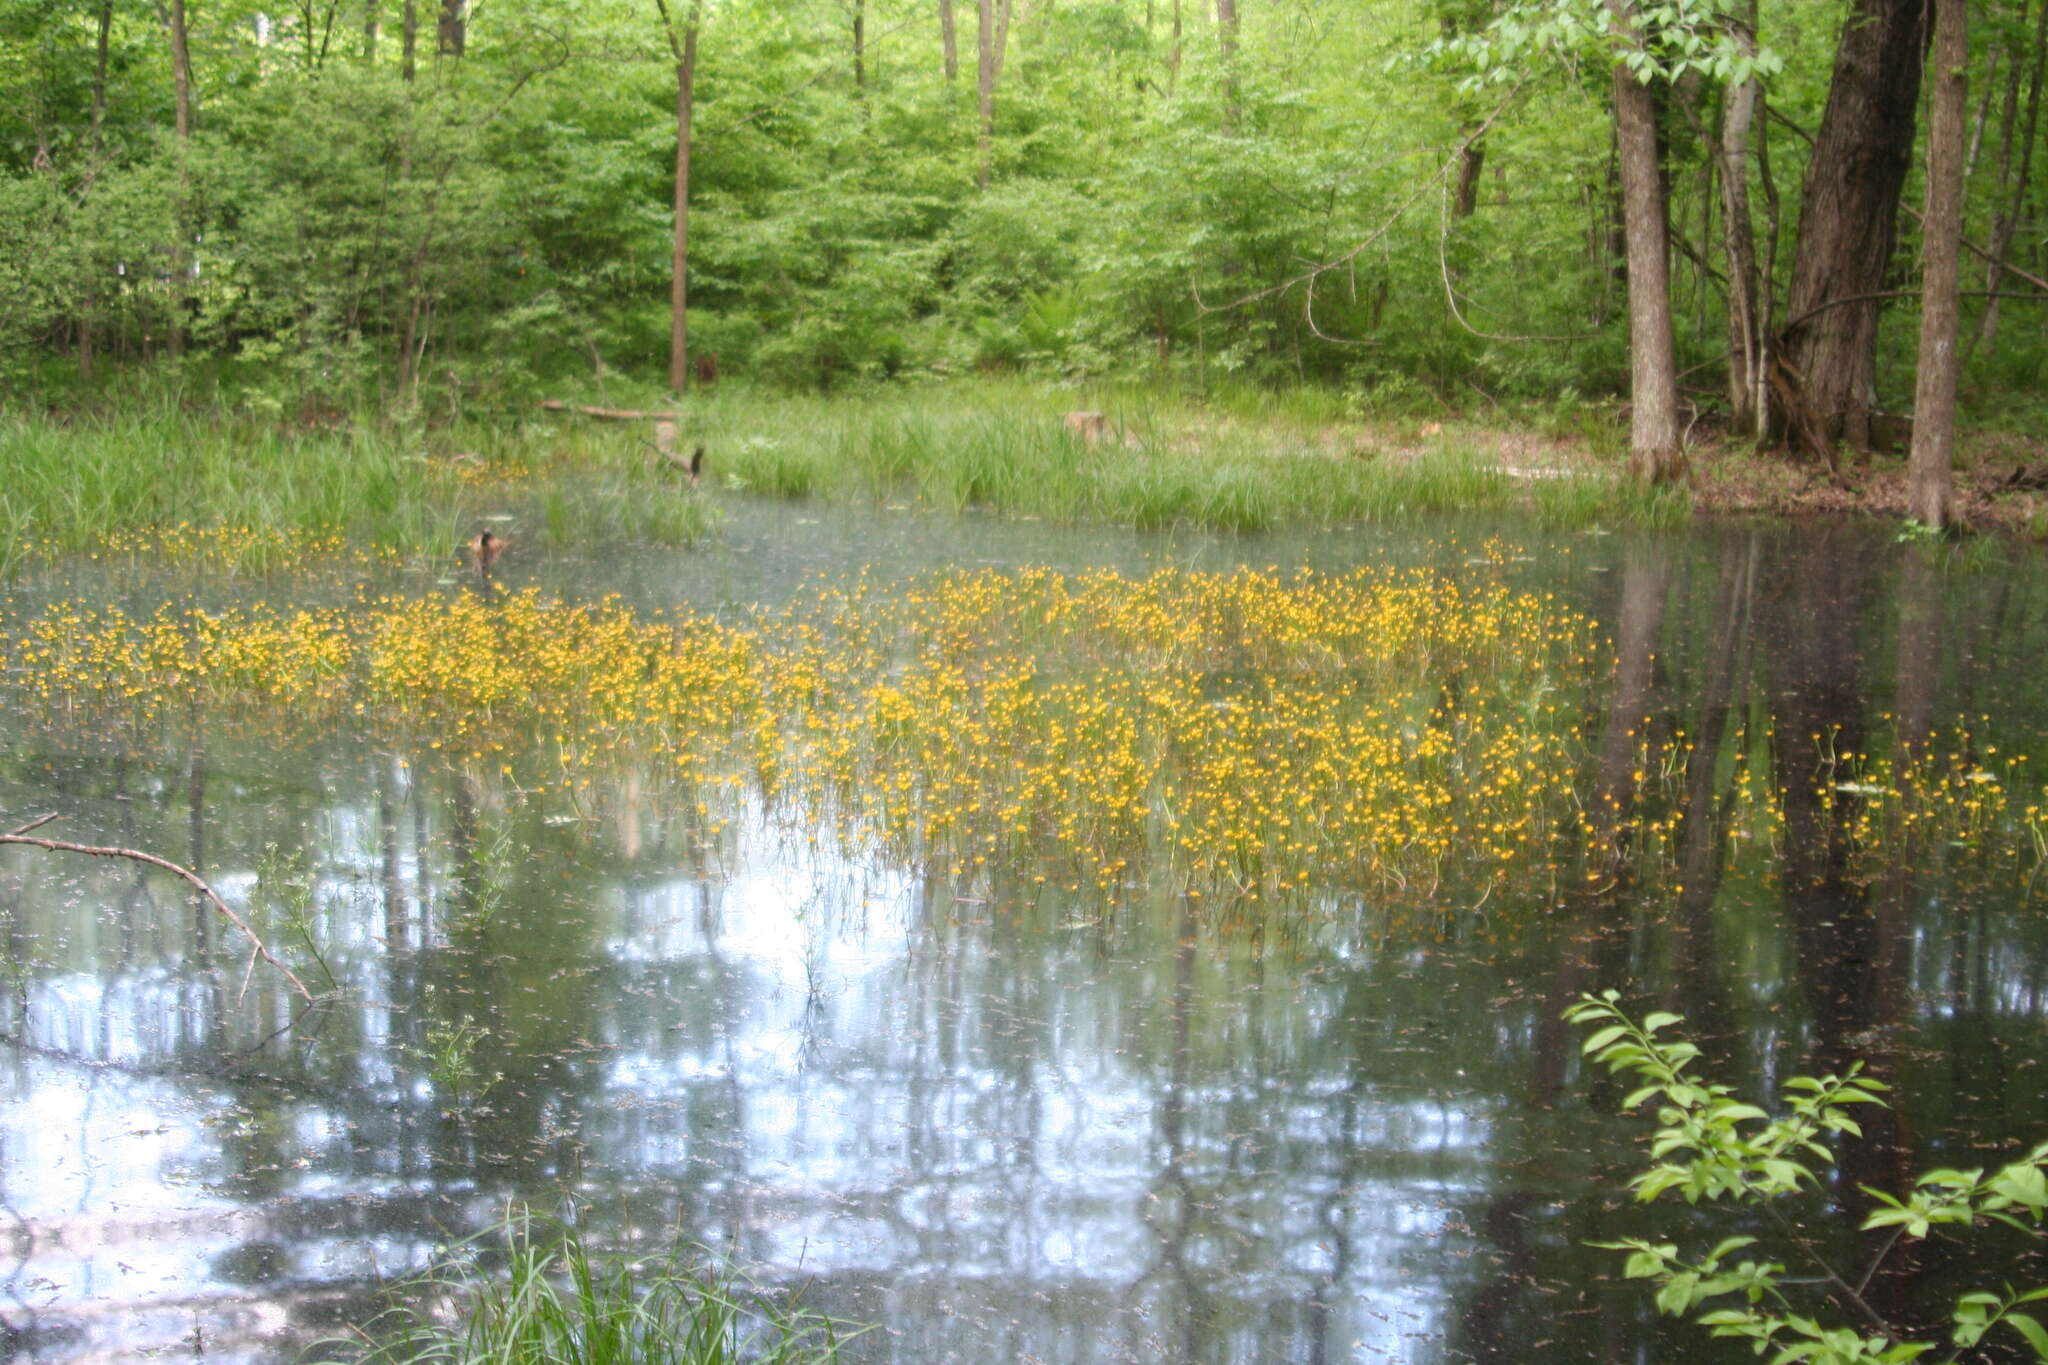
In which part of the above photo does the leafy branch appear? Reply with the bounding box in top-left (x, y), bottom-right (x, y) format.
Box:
top-left (1566, 991), bottom-right (2048, 1364)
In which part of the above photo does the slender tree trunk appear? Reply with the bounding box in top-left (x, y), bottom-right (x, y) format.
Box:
top-left (91, 0), bottom-right (112, 152)
top-left (402, 0), bottom-right (417, 78)
top-left (977, 0), bottom-right (992, 185)
top-left (853, 0), bottom-right (865, 93)
top-left (1215, 0), bottom-right (1238, 127)
top-left (1607, 2), bottom-right (1686, 482)
top-left (940, 0), bottom-right (957, 81)
top-left (1719, 0), bottom-right (1764, 433)
top-left (1979, 0), bottom-right (2046, 350)
top-left (1909, 0), bottom-right (1965, 529)
top-left (1777, 0), bottom-right (1928, 459)
top-left (658, 0), bottom-right (701, 393)
top-left (1169, 0), bottom-right (1181, 91)
top-left (437, 0), bottom-right (463, 56)
top-left (364, 0), bottom-right (379, 61)
top-left (159, 0), bottom-right (195, 360)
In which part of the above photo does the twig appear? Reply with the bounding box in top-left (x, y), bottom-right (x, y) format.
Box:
top-left (2, 814), bottom-right (312, 1003)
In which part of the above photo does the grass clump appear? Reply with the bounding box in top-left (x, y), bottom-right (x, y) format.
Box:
top-left (313, 1213), bottom-right (856, 1365)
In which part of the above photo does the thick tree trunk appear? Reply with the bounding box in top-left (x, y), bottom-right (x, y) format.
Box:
top-left (666, 7), bottom-right (699, 393)
top-left (1607, 3), bottom-right (1686, 483)
top-left (940, 0), bottom-right (957, 81)
top-left (1909, 0), bottom-right (1965, 529)
top-left (1719, 0), bottom-right (1764, 434)
top-left (1777, 0), bottom-right (1928, 458)
top-left (437, 0), bottom-right (463, 56)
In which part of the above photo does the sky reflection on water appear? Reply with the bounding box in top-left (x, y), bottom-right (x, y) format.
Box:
top-left (4, 506), bottom-right (2048, 1363)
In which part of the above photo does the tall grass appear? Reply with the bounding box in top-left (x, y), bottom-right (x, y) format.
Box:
top-left (312, 1214), bottom-right (857, 1365)
top-left (675, 382), bottom-right (1680, 533)
top-left (0, 408), bottom-right (717, 572)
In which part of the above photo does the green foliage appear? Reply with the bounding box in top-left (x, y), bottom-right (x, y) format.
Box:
top-left (1566, 991), bottom-right (2048, 1364)
top-left (311, 1210), bottom-right (858, 1364)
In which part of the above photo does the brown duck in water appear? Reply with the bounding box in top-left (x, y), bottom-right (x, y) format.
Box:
top-left (466, 528), bottom-right (508, 575)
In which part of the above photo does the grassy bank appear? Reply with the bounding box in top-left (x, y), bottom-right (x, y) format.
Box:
top-left (0, 380), bottom-right (1687, 573)
top-left (670, 381), bottom-right (1687, 533)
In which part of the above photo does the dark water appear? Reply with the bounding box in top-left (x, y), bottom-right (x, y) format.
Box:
top-left (3, 501), bottom-right (2047, 1362)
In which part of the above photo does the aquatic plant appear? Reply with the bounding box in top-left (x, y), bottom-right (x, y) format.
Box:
top-left (3, 565), bottom-right (2041, 916)
top-left (311, 1212), bottom-right (854, 1364)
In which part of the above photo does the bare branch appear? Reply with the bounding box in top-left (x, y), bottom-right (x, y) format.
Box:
top-left (2, 815), bottom-right (313, 1003)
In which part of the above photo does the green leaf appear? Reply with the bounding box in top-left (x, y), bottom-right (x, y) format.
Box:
top-left (2002, 1311), bottom-right (2048, 1359)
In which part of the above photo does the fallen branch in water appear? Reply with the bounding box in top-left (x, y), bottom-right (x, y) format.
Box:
top-left (2, 813), bottom-right (313, 1003)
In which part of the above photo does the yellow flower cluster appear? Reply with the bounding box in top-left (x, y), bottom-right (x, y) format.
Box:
top-left (5, 566), bottom-right (2041, 909)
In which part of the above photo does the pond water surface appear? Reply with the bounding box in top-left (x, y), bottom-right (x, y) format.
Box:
top-left (3, 501), bottom-right (2047, 1363)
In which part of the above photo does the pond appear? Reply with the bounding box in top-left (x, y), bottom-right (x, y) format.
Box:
top-left (3, 500), bottom-right (2046, 1363)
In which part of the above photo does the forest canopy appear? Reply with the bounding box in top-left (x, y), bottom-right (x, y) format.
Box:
top-left (1, 0), bottom-right (2043, 454)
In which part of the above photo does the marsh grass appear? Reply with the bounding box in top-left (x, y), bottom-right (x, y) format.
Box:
top-left (670, 383), bottom-right (1674, 532)
top-left (316, 1214), bottom-right (854, 1365)
top-left (0, 408), bottom-right (717, 573)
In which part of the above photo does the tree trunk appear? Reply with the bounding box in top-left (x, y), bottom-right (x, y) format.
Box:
top-left (977, 0), bottom-right (1010, 186)
top-left (1454, 138), bottom-right (1485, 217)
top-left (661, 0), bottom-right (701, 394)
top-left (1215, 0), bottom-right (1238, 127)
top-left (1169, 0), bottom-right (1181, 90)
top-left (364, 0), bottom-right (379, 61)
top-left (160, 0), bottom-right (195, 360)
top-left (1909, 0), bottom-right (1965, 530)
top-left (1607, 2), bottom-right (1686, 483)
top-left (853, 0), bottom-right (865, 93)
top-left (1719, 0), bottom-right (1764, 434)
top-left (402, 0), bottom-right (417, 78)
top-left (437, 0), bottom-right (463, 56)
top-left (1979, 0), bottom-right (2046, 351)
top-left (90, 0), bottom-right (112, 153)
top-left (940, 0), bottom-right (957, 81)
top-left (1776, 0), bottom-right (1928, 459)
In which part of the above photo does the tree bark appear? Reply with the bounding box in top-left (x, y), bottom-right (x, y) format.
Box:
top-left (1607, 2), bottom-right (1686, 483)
top-left (1169, 0), bottom-right (1182, 91)
top-left (1215, 0), bottom-right (1239, 127)
top-left (402, 0), bottom-right (417, 79)
top-left (159, 0), bottom-right (195, 360)
top-left (90, 0), bottom-right (113, 153)
top-left (364, 0), bottom-right (379, 61)
top-left (853, 0), bottom-right (866, 93)
top-left (1718, 0), bottom-right (1764, 434)
top-left (940, 0), bottom-right (957, 81)
top-left (658, 0), bottom-right (701, 394)
top-left (977, 0), bottom-right (992, 185)
top-left (1979, 0), bottom-right (2046, 350)
top-left (1909, 0), bottom-right (1965, 529)
top-left (1777, 0), bottom-right (1928, 459)
top-left (437, 0), bottom-right (463, 56)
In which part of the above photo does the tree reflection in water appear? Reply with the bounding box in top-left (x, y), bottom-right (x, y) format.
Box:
top-left (1, 526), bottom-right (2046, 1362)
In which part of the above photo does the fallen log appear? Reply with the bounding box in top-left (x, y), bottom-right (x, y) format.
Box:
top-left (540, 399), bottom-right (683, 420)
